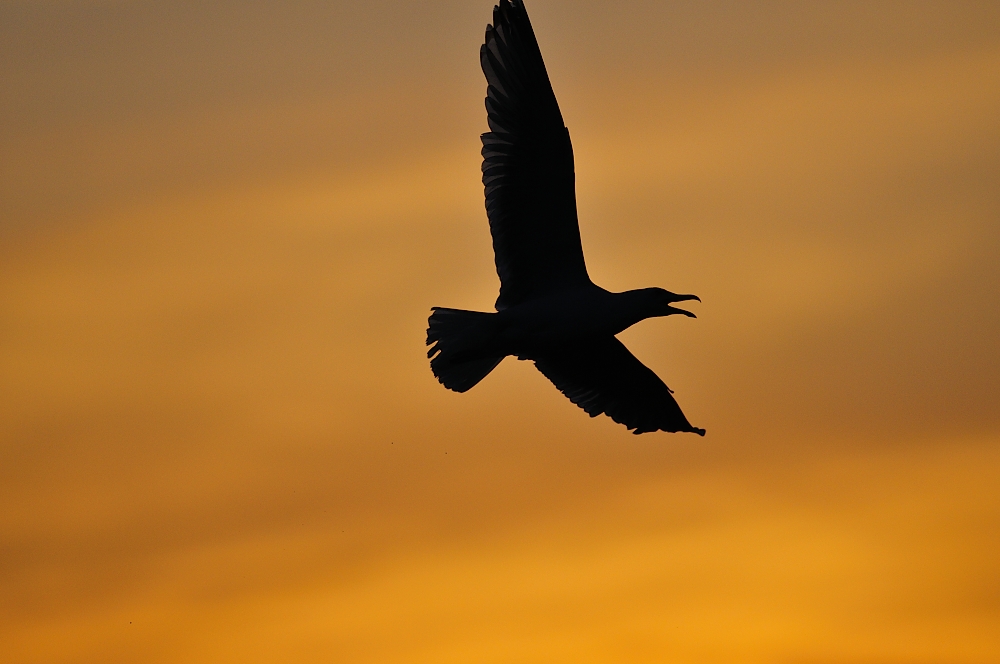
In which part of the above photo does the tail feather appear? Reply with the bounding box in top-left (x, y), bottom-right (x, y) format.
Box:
top-left (426, 307), bottom-right (503, 392)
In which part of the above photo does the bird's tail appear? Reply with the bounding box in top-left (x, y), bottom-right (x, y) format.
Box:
top-left (426, 307), bottom-right (503, 392)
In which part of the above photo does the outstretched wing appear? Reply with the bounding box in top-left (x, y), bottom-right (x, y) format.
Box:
top-left (532, 337), bottom-right (705, 435)
top-left (481, 0), bottom-right (592, 310)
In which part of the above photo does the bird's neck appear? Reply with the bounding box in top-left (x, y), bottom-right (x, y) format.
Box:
top-left (611, 289), bottom-right (660, 333)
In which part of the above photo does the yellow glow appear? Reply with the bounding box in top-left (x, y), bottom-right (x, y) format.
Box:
top-left (2, 2), bottom-right (999, 662)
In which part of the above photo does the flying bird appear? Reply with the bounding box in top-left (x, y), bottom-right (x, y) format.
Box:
top-left (427, 0), bottom-right (705, 435)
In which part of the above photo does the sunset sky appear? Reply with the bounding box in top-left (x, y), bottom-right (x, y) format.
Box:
top-left (2, 2), bottom-right (999, 662)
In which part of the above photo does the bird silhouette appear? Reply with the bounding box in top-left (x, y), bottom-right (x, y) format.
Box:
top-left (427, 0), bottom-right (704, 436)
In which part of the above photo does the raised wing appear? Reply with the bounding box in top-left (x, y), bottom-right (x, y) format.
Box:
top-left (532, 337), bottom-right (705, 435)
top-left (481, 0), bottom-right (592, 310)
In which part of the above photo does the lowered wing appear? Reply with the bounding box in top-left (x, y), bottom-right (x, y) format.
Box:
top-left (481, 0), bottom-right (592, 310)
top-left (532, 337), bottom-right (705, 435)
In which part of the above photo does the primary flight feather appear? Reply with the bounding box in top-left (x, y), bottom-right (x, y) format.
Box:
top-left (427, 0), bottom-right (704, 436)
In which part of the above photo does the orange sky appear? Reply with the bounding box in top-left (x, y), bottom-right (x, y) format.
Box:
top-left (2, 2), bottom-right (999, 662)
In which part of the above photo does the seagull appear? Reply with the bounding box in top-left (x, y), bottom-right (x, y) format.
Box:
top-left (426, 0), bottom-right (704, 436)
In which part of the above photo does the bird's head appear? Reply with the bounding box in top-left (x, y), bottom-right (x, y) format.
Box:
top-left (645, 287), bottom-right (700, 318)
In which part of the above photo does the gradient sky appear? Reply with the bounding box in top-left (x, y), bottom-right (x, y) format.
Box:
top-left (2, 2), bottom-right (999, 662)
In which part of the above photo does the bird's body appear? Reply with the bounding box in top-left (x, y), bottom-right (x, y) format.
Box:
top-left (427, 0), bottom-right (705, 435)
top-left (496, 287), bottom-right (627, 352)
top-left (439, 286), bottom-right (695, 360)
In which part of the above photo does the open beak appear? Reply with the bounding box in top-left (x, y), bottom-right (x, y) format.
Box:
top-left (668, 293), bottom-right (700, 318)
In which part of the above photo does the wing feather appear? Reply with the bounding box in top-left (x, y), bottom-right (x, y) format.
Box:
top-left (481, 0), bottom-right (591, 310)
top-left (532, 338), bottom-right (705, 435)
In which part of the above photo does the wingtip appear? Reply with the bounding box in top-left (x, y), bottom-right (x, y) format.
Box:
top-left (631, 426), bottom-right (706, 436)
